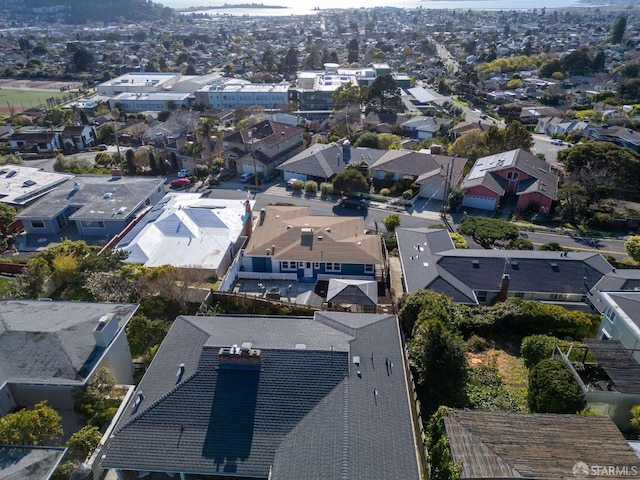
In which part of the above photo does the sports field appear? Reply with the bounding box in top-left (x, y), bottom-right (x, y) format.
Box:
top-left (0, 78), bottom-right (84, 114)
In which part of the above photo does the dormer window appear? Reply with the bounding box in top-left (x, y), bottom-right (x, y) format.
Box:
top-left (506, 171), bottom-right (519, 180)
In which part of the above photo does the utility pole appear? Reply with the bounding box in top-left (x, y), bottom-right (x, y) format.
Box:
top-left (248, 128), bottom-right (258, 189)
top-left (112, 131), bottom-right (124, 176)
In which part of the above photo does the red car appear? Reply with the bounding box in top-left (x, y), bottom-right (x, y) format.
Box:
top-left (170, 177), bottom-right (191, 188)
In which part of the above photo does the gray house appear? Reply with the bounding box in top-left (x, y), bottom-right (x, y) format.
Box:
top-left (17, 175), bottom-right (165, 238)
top-left (397, 227), bottom-right (613, 307)
top-left (0, 300), bottom-right (138, 416)
top-left (102, 312), bottom-right (424, 479)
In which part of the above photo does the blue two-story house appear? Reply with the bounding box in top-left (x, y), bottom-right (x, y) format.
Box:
top-left (241, 206), bottom-right (384, 282)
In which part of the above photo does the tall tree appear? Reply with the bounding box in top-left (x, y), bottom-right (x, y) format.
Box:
top-left (125, 148), bottom-right (137, 175)
top-left (625, 236), bottom-right (640, 262)
top-left (332, 84), bottom-right (362, 110)
top-left (262, 47), bottom-right (275, 72)
top-left (347, 38), bottom-right (359, 64)
top-left (367, 74), bottom-right (400, 111)
top-left (409, 319), bottom-right (467, 407)
top-left (611, 15), bottom-right (627, 44)
top-left (281, 47), bottom-right (298, 75)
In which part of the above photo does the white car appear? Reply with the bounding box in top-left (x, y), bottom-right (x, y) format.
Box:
top-left (286, 178), bottom-right (300, 188)
top-left (178, 168), bottom-right (192, 177)
top-left (551, 139), bottom-right (564, 146)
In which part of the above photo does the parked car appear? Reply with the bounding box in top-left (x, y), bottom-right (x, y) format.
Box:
top-left (286, 178), bottom-right (301, 189)
top-left (178, 168), bottom-right (192, 177)
top-left (551, 139), bottom-right (564, 146)
top-left (171, 177), bottom-right (191, 188)
top-left (340, 197), bottom-right (368, 210)
top-left (97, 144), bottom-right (108, 151)
top-left (239, 172), bottom-right (255, 183)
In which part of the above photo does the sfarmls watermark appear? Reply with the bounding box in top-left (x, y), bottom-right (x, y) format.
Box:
top-left (573, 462), bottom-right (639, 478)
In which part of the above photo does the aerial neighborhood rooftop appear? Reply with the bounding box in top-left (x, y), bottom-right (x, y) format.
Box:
top-left (2, 2), bottom-right (640, 480)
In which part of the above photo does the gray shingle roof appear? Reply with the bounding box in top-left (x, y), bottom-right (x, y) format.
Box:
top-left (277, 143), bottom-right (384, 180)
top-left (605, 292), bottom-right (640, 329)
top-left (397, 227), bottom-right (613, 304)
top-left (0, 300), bottom-right (138, 386)
top-left (103, 313), bottom-right (421, 480)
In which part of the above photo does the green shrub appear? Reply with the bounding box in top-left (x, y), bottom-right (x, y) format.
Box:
top-left (467, 334), bottom-right (491, 353)
top-left (402, 189), bottom-right (413, 200)
top-left (520, 334), bottom-right (593, 369)
top-left (380, 188), bottom-right (391, 196)
top-left (304, 180), bottom-right (318, 194)
top-left (320, 182), bottom-right (334, 195)
top-left (528, 358), bottom-right (585, 413)
top-left (291, 179), bottom-right (304, 191)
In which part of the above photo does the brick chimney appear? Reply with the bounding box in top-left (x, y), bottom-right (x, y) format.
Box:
top-left (495, 274), bottom-right (510, 303)
top-left (244, 200), bottom-right (252, 239)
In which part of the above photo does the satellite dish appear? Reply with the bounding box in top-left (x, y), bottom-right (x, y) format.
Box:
top-left (623, 105), bottom-right (633, 113)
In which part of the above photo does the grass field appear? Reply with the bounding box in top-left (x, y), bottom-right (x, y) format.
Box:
top-left (0, 88), bottom-right (70, 113)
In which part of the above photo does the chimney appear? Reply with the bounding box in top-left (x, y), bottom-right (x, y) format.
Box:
top-left (342, 140), bottom-right (351, 162)
top-left (430, 144), bottom-right (442, 155)
top-left (259, 208), bottom-right (266, 226)
top-left (218, 342), bottom-right (261, 370)
top-left (93, 313), bottom-right (119, 347)
top-left (496, 274), bottom-right (510, 303)
top-left (271, 244), bottom-right (276, 254)
top-left (244, 200), bottom-right (253, 239)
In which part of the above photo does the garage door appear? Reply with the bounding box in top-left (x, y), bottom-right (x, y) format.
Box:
top-left (284, 171), bottom-right (307, 182)
top-left (419, 185), bottom-right (444, 200)
top-left (462, 195), bottom-right (496, 210)
top-left (242, 164), bottom-right (263, 174)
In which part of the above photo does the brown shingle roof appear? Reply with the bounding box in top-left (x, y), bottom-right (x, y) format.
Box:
top-left (445, 410), bottom-right (639, 479)
top-left (244, 206), bottom-right (383, 264)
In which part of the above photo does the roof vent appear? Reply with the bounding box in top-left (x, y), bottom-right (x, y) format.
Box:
top-left (132, 391), bottom-right (144, 413)
top-left (103, 192), bottom-right (113, 199)
top-left (550, 262), bottom-right (560, 272)
top-left (176, 363), bottom-right (185, 384)
top-left (472, 259), bottom-right (480, 268)
top-left (317, 235), bottom-right (323, 241)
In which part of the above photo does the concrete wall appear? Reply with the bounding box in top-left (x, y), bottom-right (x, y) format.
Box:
top-left (10, 384), bottom-right (75, 411)
top-left (98, 330), bottom-right (134, 385)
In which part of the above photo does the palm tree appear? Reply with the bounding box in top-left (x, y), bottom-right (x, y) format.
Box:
top-left (183, 141), bottom-right (202, 167)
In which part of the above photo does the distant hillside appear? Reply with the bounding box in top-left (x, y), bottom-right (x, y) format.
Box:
top-left (21, 0), bottom-right (173, 23)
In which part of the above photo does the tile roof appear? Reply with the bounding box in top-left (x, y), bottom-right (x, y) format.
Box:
top-left (397, 227), bottom-right (613, 304)
top-left (0, 300), bottom-right (138, 386)
top-left (244, 206), bottom-right (383, 265)
top-left (103, 313), bottom-right (421, 480)
top-left (444, 410), bottom-right (639, 479)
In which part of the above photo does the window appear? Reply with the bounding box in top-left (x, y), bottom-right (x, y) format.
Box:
top-left (80, 220), bottom-right (105, 229)
top-left (326, 262), bottom-right (341, 272)
top-left (298, 261), bottom-right (304, 268)
top-left (281, 261), bottom-right (296, 271)
top-left (476, 291), bottom-right (487, 303)
top-left (506, 171), bottom-right (519, 180)
top-left (314, 262), bottom-right (320, 269)
top-left (365, 264), bottom-right (374, 273)
top-left (514, 292), bottom-right (524, 298)
top-left (31, 220), bottom-right (45, 229)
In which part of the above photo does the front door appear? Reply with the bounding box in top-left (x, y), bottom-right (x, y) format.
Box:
top-left (304, 262), bottom-right (313, 278)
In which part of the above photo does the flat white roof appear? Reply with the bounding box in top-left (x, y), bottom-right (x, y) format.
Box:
top-left (0, 165), bottom-right (73, 206)
top-left (99, 72), bottom-right (180, 88)
top-left (113, 92), bottom-right (191, 101)
top-left (117, 194), bottom-right (253, 271)
top-left (200, 82), bottom-right (289, 94)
